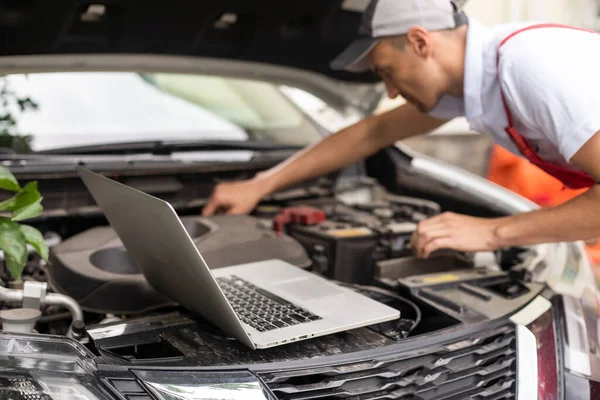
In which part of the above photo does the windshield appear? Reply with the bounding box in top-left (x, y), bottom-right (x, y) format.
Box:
top-left (0, 72), bottom-right (322, 153)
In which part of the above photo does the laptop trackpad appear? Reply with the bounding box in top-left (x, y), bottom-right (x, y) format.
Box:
top-left (273, 278), bottom-right (343, 301)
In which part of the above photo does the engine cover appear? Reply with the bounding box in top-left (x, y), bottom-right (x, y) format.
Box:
top-left (47, 215), bottom-right (310, 314)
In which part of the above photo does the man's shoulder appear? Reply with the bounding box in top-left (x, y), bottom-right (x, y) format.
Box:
top-left (494, 21), bottom-right (600, 64)
top-left (494, 24), bottom-right (600, 97)
top-left (483, 20), bottom-right (545, 56)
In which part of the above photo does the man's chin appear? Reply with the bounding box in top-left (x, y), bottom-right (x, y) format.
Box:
top-left (412, 98), bottom-right (439, 114)
top-left (413, 101), bottom-right (430, 114)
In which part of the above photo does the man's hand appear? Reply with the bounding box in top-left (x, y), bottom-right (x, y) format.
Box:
top-left (410, 212), bottom-right (502, 258)
top-left (202, 179), bottom-right (269, 216)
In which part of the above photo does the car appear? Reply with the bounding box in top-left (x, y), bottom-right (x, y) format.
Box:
top-left (0, 1), bottom-right (599, 399)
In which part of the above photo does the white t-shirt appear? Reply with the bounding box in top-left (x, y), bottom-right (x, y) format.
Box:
top-left (429, 17), bottom-right (600, 170)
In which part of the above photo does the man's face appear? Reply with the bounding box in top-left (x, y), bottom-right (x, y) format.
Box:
top-left (367, 32), bottom-right (443, 113)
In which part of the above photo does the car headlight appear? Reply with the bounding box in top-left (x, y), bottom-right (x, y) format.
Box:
top-left (0, 332), bottom-right (106, 399)
top-left (0, 332), bottom-right (276, 400)
top-left (550, 242), bottom-right (600, 382)
top-left (511, 288), bottom-right (600, 400)
top-left (511, 295), bottom-right (559, 400)
top-left (560, 288), bottom-right (600, 380)
top-left (507, 239), bottom-right (600, 399)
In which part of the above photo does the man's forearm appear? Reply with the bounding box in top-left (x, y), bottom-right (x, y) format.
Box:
top-left (255, 103), bottom-right (448, 195)
top-left (493, 185), bottom-right (600, 247)
top-left (256, 120), bottom-right (381, 194)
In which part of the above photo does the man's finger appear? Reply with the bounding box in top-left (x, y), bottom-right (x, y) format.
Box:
top-left (416, 218), bottom-right (447, 238)
top-left (409, 232), bottom-right (418, 250)
top-left (202, 200), bottom-right (218, 216)
top-left (204, 198), bottom-right (229, 216)
top-left (416, 228), bottom-right (450, 257)
top-left (422, 237), bottom-right (451, 258)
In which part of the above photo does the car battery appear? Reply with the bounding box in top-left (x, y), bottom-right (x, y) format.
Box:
top-left (286, 218), bottom-right (417, 285)
top-left (286, 221), bottom-right (379, 284)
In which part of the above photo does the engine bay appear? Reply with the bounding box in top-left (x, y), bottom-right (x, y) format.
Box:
top-left (0, 176), bottom-right (544, 364)
top-left (43, 178), bottom-right (446, 316)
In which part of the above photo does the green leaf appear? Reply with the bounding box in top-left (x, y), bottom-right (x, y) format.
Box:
top-left (3, 182), bottom-right (39, 211)
top-left (19, 225), bottom-right (48, 262)
top-left (0, 166), bottom-right (20, 192)
top-left (0, 193), bottom-right (18, 211)
top-left (0, 217), bottom-right (28, 280)
top-left (0, 181), bottom-right (40, 212)
top-left (12, 197), bottom-right (43, 221)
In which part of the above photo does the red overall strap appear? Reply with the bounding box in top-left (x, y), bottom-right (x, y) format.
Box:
top-left (496, 23), bottom-right (597, 189)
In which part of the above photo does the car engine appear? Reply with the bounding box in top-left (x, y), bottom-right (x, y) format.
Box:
top-left (43, 178), bottom-right (449, 317)
top-left (0, 176), bottom-right (540, 370)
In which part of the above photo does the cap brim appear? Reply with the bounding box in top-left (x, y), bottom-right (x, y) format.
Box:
top-left (330, 37), bottom-right (379, 73)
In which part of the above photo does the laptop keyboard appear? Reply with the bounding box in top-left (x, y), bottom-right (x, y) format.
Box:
top-left (216, 275), bottom-right (322, 332)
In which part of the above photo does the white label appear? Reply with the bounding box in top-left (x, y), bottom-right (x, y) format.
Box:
top-left (387, 222), bottom-right (417, 234)
top-left (341, 0), bottom-right (370, 12)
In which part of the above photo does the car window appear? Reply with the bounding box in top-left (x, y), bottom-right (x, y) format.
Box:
top-left (0, 72), bottom-right (322, 153)
top-left (280, 86), bottom-right (363, 133)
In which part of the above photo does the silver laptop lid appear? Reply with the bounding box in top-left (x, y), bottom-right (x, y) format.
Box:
top-left (76, 167), bottom-right (254, 348)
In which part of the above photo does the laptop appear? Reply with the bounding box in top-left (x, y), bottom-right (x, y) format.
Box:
top-left (76, 167), bottom-right (400, 349)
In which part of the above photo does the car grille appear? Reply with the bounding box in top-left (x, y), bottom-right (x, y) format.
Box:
top-left (260, 323), bottom-right (516, 400)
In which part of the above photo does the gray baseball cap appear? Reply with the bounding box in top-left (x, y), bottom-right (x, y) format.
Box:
top-left (331, 0), bottom-right (467, 72)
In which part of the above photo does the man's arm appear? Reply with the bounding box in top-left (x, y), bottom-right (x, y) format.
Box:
top-left (203, 103), bottom-right (449, 215)
top-left (257, 102), bottom-right (449, 194)
top-left (411, 129), bottom-right (600, 258)
top-left (492, 130), bottom-right (600, 246)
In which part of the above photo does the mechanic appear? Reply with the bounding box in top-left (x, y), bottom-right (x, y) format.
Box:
top-left (203, 0), bottom-right (600, 259)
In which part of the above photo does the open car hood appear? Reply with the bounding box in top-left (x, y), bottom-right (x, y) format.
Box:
top-left (0, 0), bottom-right (467, 81)
top-left (0, 0), bottom-right (467, 115)
top-left (0, 1), bottom-right (399, 117)
top-left (1, 0), bottom-right (381, 82)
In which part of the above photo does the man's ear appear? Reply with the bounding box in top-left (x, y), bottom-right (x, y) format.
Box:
top-left (406, 26), bottom-right (432, 58)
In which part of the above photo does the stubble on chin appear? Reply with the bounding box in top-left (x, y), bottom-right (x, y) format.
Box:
top-left (413, 100), bottom-right (429, 114)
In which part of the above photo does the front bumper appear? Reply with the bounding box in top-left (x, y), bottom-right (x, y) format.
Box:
top-left (0, 320), bottom-right (519, 399)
